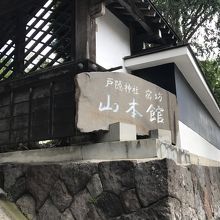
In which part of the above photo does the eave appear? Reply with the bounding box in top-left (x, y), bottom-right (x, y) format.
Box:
top-left (105, 0), bottom-right (181, 46)
top-left (124, 45), bottom-right (220, 126)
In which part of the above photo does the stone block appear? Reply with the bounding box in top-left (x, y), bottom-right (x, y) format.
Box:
top-left (111, 197), bottom-right (181, 220)
top-left (50, 180), bottom-right (72, 212)
top-left (7, 177), bottom-right (26, 201)
top-left (99, 161), bottom-right (135, 195)
top-left (16, 194), bottom-right (36, 220)
top-left (86, 174), bottom-right (103, 198)
top-left (37, 199), bottom-right (61, 220)
top-left (166, 159), bottom-right (195, 208)
top-left (3, 165), bottom-right (27, 191)
top-left (70, 189), bottom-right (100, 220)
top-left (26, 165), bottom-right (59, 209)
top-left (150, 129), bottom-right (172, 144)
top-left (60, 209), bottom-right (75, 220)
top-left (96, 192), bottom-right (123, 218)
top-left (121, 189), bottom-right (141, 213)
top-left (135, 159), bottom-right (168, 207)
top-left (76, 72), bottom-right (178, 143)
top-left (60, 163), bottom-right (97, 196)
top-left (101, 122), bottom-right (136, 142)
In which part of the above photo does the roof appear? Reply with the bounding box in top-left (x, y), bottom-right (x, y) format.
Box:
top-left (0, 0), bottom-right (182, 80)
top-left (0, 0), bottom-right (181, 48)
top-left (124, 44), bottom-right (220, 126)
top-left (106, 0), bottom-right (181, 46)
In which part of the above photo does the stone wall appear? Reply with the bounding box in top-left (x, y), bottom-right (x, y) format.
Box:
top-left (0, 159), bottom-right (220, 220)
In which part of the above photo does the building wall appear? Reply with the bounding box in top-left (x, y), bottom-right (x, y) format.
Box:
top-left (174, 66), bottom-right (220, 160)
top-left (132, 63), bottom-right (220, 161)
top-left (96, 9), bottom-right (130, 71)
top-left (178, 121), bottom-right (220, 161)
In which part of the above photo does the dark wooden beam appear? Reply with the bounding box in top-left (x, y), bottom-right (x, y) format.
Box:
top-left (105, 1), bottom-right (134, 27)
top-left (0, 0), bottom-right (46, 16)
top-left (130, 30), bottom-right (170, 54)
top-left (14, 10), bottom-right (26, 77)
top-left (104, 0), bottom-right (115, 5)
top-left (135, 32), bottom-right (167, 44)
top-left (117, 0), bottom-right (153, 35)
top-left (72, 0), bottom-right (96, 62)
top-left (0, 0), bottom-right (26, 16)
top-left (90, 1), bottom-right (105, 18)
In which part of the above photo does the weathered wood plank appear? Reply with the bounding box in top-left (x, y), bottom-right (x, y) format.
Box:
top-left (12, 116), bottom-right (29, 130)
top-left (32, 86), bottom-right (50, 99)
top-left (0, 60), bottom-right (102, 148)
top-left (53, 81), bottom-right (74, 95)
top-left (14, 90), bottom-right (29, 103)
top-left (0, 106), bottom-right (10, 119)
top-left (11, 129), bottom-right (28, 143)
top-left (53, 107), bottom-right (74, 124)
top-left (0, 119), bottom-right (10, 132)
top-left (31, 97), bottom-right (50, 111)
top-left (0, 94), bottom-right (10, 106)
top-left (74, 0), bottom-right (89, 60)
top-left (73, 0), bottom-right (96, 62)
top-left (13, 102), bottom-right (29, 116)
top-left (31, 111), bottom-right (49, 126)
top-left (0, 131), bottom-right (9, 145)
top-left (53, 92), bottom-right (74, 109)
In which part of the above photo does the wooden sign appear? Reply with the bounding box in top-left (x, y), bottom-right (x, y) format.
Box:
top-left (75, 72), bottom-right (179, 143)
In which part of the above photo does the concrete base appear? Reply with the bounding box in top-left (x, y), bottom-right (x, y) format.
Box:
top-left (0, 139), bottom-right (220, 166)
top-left (150, 129), bottom-right (172, 144)
top-left (101, 122), bottom-right (137, 142)
top-left (0, 139), bottom-right (190, 165)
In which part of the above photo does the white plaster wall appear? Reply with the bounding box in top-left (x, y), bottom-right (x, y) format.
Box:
top-left (179, 121), bottom-right (220, 161)
top-left (96, 9), bottom-right (130, 71)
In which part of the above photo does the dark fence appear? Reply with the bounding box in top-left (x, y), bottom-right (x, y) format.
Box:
top-left (0, 67), bottom-right (74, 151)
top-left (0, 60), bottom-right (105, 152)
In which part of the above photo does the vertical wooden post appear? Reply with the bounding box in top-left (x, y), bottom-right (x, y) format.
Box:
top-left (71, 0), bottom-right (76, 61)
top-left (14, 10), bottom-right (26, 77)
top-left (28, 87), bottom-right (33, 145)
top-left (9, 90), bottom-right (14, 147)
top-left (71, 0), bottom-right (96, 63)
top-left (89, 14), bottom-right (96, 62)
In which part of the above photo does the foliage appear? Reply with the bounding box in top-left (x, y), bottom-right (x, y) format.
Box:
top-left (152, 0), bottom-right (220, 104)
top-left (0, 57), bottom-right (13, 79)
top-left (201, 60), bottom-right (220, 105)
top-left (152, 0), bottom-right (220, 44)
